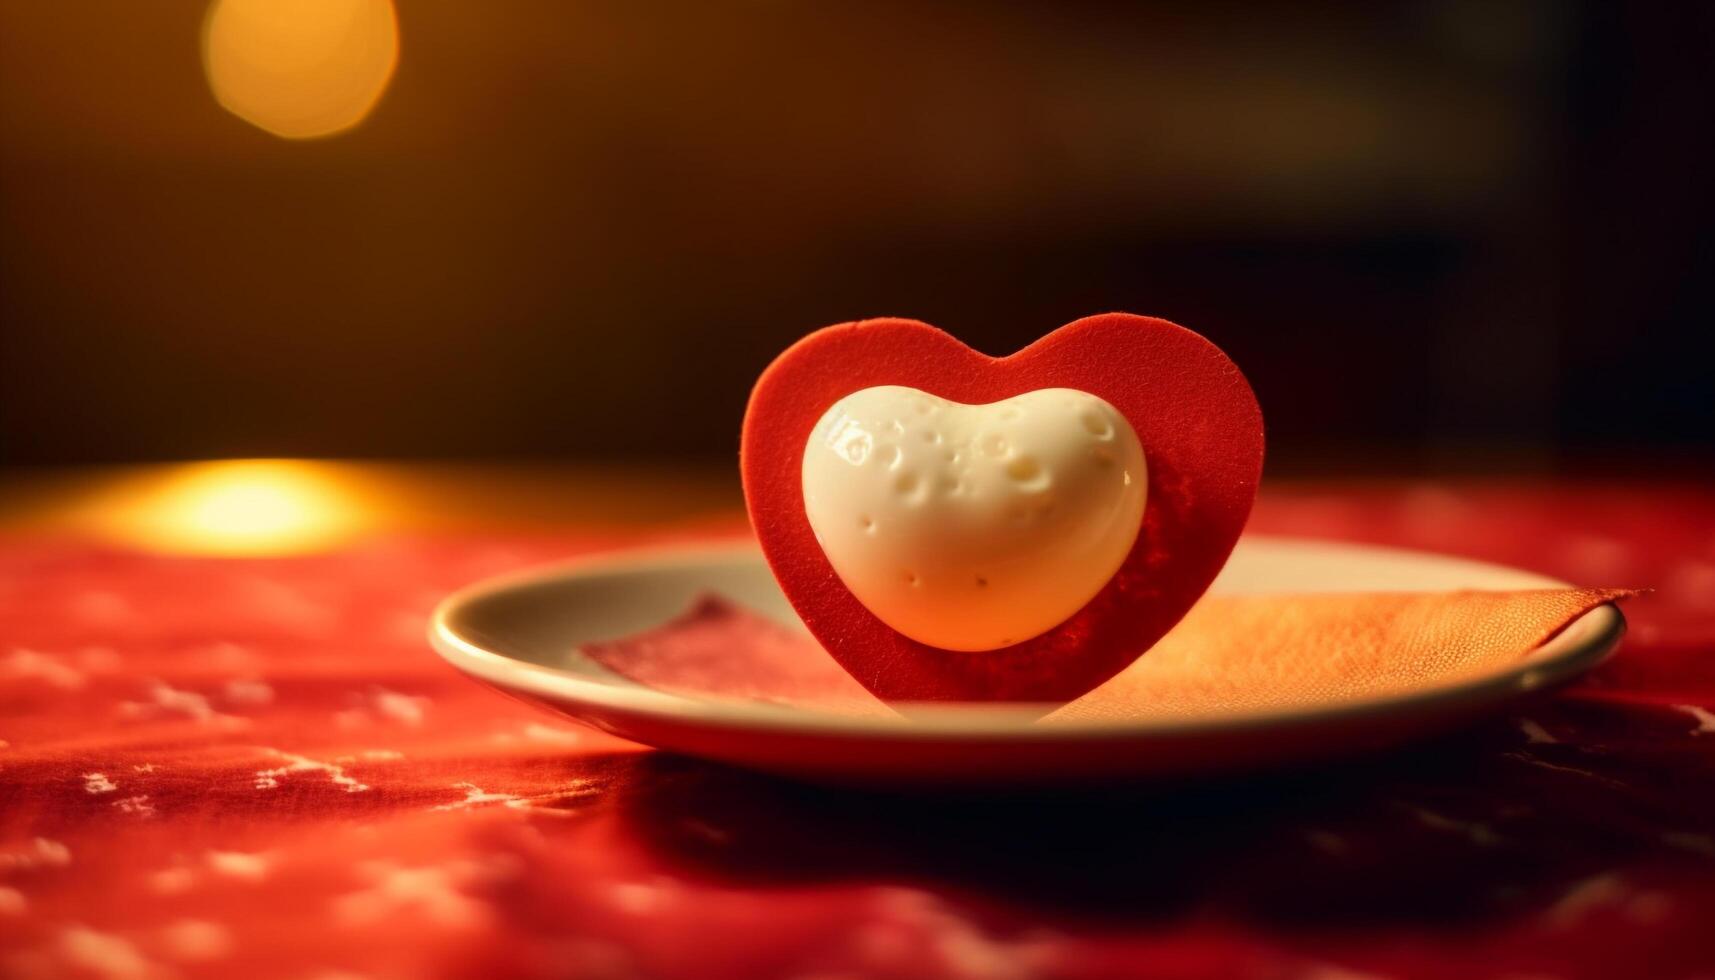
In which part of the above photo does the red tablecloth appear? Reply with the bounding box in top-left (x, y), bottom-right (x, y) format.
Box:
top-left (2, 482), bottom-right (1713, 980)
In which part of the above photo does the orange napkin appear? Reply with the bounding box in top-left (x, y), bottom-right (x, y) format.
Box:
top-left (1047, 588), bottom-right (1634, 723)
top-left (577, 589), bottom-right (1635, 720)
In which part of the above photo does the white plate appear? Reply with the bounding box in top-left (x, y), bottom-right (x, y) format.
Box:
top-left (430, 536), bottom-right (1623, 784)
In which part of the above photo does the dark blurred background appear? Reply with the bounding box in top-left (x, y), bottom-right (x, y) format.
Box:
top-left (3, 1), bottom-right (1711, 476)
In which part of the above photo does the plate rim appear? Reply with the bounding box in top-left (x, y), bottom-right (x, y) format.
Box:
top-left (428, 536), bottom-right (1624, 742)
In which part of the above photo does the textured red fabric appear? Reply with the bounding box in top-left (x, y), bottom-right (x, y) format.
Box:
top-left (741, 315), bottom-right (1264, 702)
top-left (2, 482), bottom-right (1713, 980)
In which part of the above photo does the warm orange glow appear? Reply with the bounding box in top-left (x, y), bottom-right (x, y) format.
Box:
top-left (202, 0), bottom-right (399, 140)
top-left (94, 460), bottom-right (373, 555)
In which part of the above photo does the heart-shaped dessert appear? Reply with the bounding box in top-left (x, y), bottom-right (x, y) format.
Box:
top-left (742, 313), bottom-right (1264, 702)
top-left (801, 386), bottom-right (1147, 652)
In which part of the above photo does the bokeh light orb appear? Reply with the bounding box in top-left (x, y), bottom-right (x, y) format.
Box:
top-left (202, 0), bottom-right (399, 140)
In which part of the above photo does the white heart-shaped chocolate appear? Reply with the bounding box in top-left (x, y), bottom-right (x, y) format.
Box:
top-left (801, 385), bottom-right (1146, 651)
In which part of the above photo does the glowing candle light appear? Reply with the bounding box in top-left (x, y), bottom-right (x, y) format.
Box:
top-left (97, 460), bottom-right (373, 556)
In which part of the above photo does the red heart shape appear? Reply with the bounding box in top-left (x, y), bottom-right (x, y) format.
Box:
top-left (741, 314), bottom-right (1264, 702)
